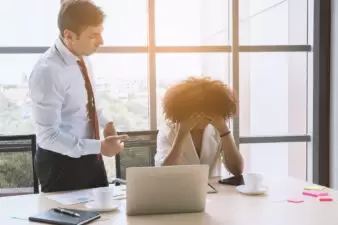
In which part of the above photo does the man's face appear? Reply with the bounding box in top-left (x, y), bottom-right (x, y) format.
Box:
top-left (66, 25), bottom-right (104, 56)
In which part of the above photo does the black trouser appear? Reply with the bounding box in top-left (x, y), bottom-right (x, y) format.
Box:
top-left (35, 147), bottom-right (108, 193)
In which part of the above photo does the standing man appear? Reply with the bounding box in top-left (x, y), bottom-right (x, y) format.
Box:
top-left (29, 0), bottom-right (128, 192)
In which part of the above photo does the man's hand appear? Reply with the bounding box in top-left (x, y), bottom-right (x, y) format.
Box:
top-left (103, 121), bottom-right (117, 138)
top-left (100, 134), bottom-right (129, 157)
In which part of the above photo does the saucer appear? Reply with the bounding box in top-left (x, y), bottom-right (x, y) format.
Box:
top-left (85, 201), bottom-right (120, 212)
top-left (236, 185), bottom-right (268, 195)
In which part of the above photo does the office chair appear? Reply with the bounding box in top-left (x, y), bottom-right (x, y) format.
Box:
top-left (0, 134), bottom-right (38, 196)
top-left (115, 130), bottom-right (158, 181)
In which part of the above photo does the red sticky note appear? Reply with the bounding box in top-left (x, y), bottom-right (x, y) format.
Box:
top-left (319, 196), bottom-right (333, 202)
top-left (287, 199), bottom-right (304, 203)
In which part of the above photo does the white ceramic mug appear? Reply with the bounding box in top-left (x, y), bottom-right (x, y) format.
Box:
top-left (243, 173), bottom-right (263, 192)
top-left (92, 187), bottom-right (114, 208)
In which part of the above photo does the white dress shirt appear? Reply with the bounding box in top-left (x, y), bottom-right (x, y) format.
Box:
top-left (155, 123), bottom-right (226, 177)
top-left (29, 38), bottom-right (109, 158)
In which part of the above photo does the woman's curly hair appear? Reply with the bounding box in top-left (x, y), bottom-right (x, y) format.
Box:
top-left (162, 76), bottom-right (237, 123)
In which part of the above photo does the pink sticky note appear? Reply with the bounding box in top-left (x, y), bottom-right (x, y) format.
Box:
top-left (287, 199), bottom-right (304, 203)
top-left (319, 196), bottom-right (333, 202)
top-left (302, 191), bottom-right (317, 197)
top-left (316, 191), bottom-right (329, 197)
top-left (302, 191), bottom-right (328, 197)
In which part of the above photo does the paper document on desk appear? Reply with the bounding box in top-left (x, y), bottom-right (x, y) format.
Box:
top-left (45, 189), bottom-right (125, 205)
top-left (46, 189), bottom-right (93, 205)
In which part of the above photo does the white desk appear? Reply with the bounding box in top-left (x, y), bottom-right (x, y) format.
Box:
top-left (1, 177), bottom-right (338, 225)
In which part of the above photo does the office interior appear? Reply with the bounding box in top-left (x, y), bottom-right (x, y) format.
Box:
top-left (0, 0), bottom-right (336, 217)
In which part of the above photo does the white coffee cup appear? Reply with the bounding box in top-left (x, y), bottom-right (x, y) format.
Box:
top-left (244, 173), bottom-right (263, 192)
top-left (92, 187), bottom-right (114, 208)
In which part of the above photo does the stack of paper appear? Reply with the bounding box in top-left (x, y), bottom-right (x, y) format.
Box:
top-left (45, 188), bottom-right (125, 205)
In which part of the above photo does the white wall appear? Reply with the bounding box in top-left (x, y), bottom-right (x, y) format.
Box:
top-left (330, 1), bottom-right (338, 189)
top-left (330, 0), bottom-right (338, 189)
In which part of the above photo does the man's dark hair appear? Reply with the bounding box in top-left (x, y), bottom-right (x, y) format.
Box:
top-left (58, 0), bottom-right (105, 36)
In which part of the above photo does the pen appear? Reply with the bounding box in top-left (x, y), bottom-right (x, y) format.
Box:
top-left (53, 208), bottom-right (80, 217)
top-left (208, 183), bottom-right (217, 192)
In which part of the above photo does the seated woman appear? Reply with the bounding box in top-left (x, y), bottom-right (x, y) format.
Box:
top-left (155, 77), bottom-right (244, 177)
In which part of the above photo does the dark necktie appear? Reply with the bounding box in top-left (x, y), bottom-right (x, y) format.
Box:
top-left (77, 59), bottom-right (101, 158)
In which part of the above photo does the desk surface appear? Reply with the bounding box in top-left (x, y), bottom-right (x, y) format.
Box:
top-left (1, 177), bottom-right (338, 225)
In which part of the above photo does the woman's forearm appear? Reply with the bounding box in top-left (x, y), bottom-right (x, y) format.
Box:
top-left (221, 134), bottom-right (244, 176)
top-left (162, 131), bottom-right (187, 165)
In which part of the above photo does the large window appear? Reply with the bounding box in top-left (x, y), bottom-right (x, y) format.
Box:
top-left (0, 0), bottom-right (313, 181)
top-left (238, 0), bottom-right (311, 180)
top-left (0, 1), bottom-right (60, 46)
top-left (0, 55), bottom-right (38, 135)
top-left (239, 52), bottom-right (308, 136)
top-left (95, 0), bottom-right (148, 46)
top-left (91, 54), bottom-right (149, 131)
top-left (155, 0), bottom-right (229, 46)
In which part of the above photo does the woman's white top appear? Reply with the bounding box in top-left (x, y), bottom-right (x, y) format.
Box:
top-left (155, 123), bottom-right (227, 177)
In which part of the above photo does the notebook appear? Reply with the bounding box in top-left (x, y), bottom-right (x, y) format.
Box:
top-left (28, 208), bottom-right (100, 225)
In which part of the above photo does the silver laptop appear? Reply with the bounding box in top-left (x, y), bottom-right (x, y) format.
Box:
top-left (126, 164), bottom-right (209, 216)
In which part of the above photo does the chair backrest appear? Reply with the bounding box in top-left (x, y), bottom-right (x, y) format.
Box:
top-left (0, 134), bottom-right (38, 196)
top-left (115, 130), bottom-right (158, 180)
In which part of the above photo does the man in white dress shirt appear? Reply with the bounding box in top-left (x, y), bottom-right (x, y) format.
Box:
top-left (29, 0), bottom-right (128, 192)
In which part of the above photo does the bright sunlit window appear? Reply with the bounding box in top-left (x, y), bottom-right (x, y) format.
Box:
top-left (0, 0), bottom-right (311, 181)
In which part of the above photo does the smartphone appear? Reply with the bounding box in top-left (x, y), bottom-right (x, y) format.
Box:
top-left (218, 175), bottom-right (244, 186)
